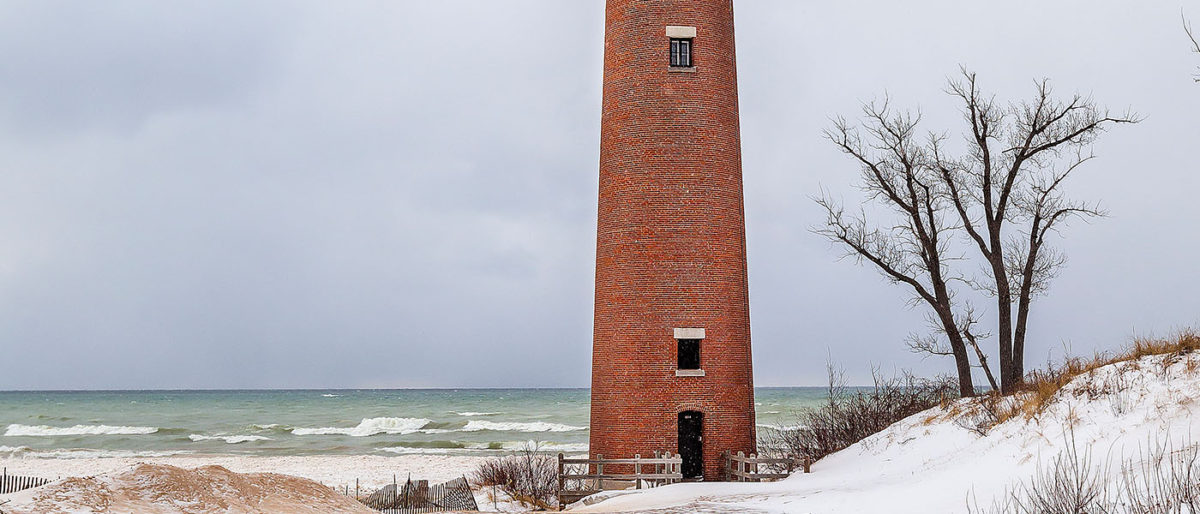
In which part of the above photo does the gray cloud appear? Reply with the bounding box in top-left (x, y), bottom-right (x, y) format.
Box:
top-left (0, 1), bottom-right (1195, 389)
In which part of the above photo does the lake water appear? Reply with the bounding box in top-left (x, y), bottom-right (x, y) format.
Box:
top-left (0, 388), bottom-right (828, 459)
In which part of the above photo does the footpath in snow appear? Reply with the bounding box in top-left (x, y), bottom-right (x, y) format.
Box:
top-left (576, 352), bottom-right (1200, 513)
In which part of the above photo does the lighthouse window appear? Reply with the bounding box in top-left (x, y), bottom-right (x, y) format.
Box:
top-left (677, 339), bottom-right (701, 370)
top-left (669, 38), bottom-right (692, 67)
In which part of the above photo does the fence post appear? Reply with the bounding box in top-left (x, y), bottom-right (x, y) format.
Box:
top-left (721, 451), bottom-right (727, 481)
top-left (657, 449), bottom-right (667, 482)
top-left (557, 453), bottom-right (565, 510)
top-left (804, 454), bottom-right (812, 473)
top-left (634, 454), bottom-right (641, 489)
top-left (595, 454), bottom-right (603, 491)
top-left (734, 449), bottom-right (744, 482)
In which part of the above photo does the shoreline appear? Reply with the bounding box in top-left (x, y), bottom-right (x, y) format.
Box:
top-left (0, 453), bottom-right (490, 491)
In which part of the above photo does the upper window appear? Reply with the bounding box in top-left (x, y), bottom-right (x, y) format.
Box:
top-left (669, 38), bottom-right (693, 67)
top-left (677, 338), bottom-right (700, 370)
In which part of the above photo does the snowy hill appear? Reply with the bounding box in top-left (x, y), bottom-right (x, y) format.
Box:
top-left (575, 351), bottom-right (1200, 513)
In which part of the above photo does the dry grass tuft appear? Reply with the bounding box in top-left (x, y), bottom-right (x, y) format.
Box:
top-left (965, 330), bottom-right (1200, 433)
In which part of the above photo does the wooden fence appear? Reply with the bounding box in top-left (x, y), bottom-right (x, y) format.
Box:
top-left (556, 452), bottom-right (682, 509)
top-left (357, 476), bottom-right (477, 513)
top-left (722, 451), bottom-right (810, 482)
top-left (1, 468), bottom-right (50, 495)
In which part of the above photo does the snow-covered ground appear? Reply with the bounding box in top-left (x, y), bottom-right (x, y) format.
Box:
top-left (575, 352), bottom-right (1200, 513)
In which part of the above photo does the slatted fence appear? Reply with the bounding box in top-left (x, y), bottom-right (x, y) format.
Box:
top-left (722, 451), bottom-right (809, 482)
top-left (556, 452), bottom-right (682, 509)
top-left (1, 468), bottom-right (50, 494)
top-left (357, 476), bottom-right (477, 513)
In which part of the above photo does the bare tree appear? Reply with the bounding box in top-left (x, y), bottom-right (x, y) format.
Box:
top-left (936, 71), bottom-right (1136, 392)
top-left (816, 103), bottom-right (979, 396)
top-left (1187, 13), bottom-right (1200, 81)
top-left (818, 70), bottom-right (1136, 395)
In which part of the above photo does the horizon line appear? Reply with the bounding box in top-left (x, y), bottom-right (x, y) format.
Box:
top-left (0, 385), bottom-right (840, 393)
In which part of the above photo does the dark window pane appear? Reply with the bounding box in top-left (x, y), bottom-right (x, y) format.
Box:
top-left (669, 38), bottom-right (692, 67)
top-left (678, 339), bottom-right (700, 369)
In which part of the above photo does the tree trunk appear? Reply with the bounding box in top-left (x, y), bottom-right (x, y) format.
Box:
top-left (987, 229), bottom-right (1015, 393)
top-left (934, 306), bottom-right (975, 397)
top-left (1013, 303), bottom-right (1029, 384)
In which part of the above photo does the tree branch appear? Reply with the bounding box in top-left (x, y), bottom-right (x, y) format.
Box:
top-left (1186, 12), bottom-right (1200, 81)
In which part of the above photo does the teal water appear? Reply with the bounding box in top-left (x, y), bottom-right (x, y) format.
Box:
top-left (0, 388), bottom-right (826, 459)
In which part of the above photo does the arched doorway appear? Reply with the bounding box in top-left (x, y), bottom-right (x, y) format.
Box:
top-left (677, 411), bottom-right (703, 479)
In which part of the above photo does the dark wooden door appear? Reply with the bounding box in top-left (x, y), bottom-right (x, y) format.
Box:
top-left (678, 411), bottom-right (704, 478)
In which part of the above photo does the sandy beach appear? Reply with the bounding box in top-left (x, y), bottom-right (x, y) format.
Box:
top-left (0, 454), bottom-right (488, 492)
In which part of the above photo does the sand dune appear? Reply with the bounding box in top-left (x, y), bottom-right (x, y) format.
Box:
top-left (2, 463), bottom-right (376, 513)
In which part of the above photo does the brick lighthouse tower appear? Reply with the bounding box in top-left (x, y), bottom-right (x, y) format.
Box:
top-left (590, 0), bottom-right (755, 480)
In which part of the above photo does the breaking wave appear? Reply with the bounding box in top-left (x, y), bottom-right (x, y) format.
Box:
top-left (756, 423), bottom-right (806, 432)
top-left (188, 434), bottom-right (271, 444)
top-left (0, 445), bottom-right (32, 455)
top-left (462, 421), bottom-right (585, 433)
top-left (5, 424), bottom-right (160, 437)
top-left (503, 441), bottom-right (589, 452)
top-left (291, 417), bottom-right (431, 437)
top-left (0, 446), bottom-right (193, 459)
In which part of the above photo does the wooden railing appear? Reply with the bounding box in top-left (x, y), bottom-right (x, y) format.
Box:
top-left (722, 451), bottom-right (810, 482)
top-left (1, 468), bottom-right (50, 495)
top-left (556, 452), bottom-right (682, 509)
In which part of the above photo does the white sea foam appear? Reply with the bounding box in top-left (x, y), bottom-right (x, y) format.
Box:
top-left (379, 447), bottom-right (451, 455)
top-left (322, 394), bottom-right (341, 398)
top-left (5, 424), bottom-right (159, 437)
top-left (251, 424), bottom-right (287, 430)
top-left (291, 417), bottom-right (431, 437)
top-left (416, 429), bottom-right (456, 435)
top-left (456, 412), bottom-right (499, 417)
top-left (0, 445), bottom-right (32, 455)
top-left (7, 448), bottom-right (195, 459)
top-left (461, 421), bottom-right (585, 433)
top-left (501, 441), bottom-right (589, 452)
top-left (756, 423), bottom-right (806, 432)
top-left (189, 434), bottom-right (272, 444)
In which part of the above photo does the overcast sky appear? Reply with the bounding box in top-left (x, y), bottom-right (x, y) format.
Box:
top-left (0, 1), bottom-right (1196, 389)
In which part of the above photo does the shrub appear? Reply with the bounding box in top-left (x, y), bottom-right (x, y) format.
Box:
top-left (471, 443), bottom-right (559, 509)
top-left (762, 364), bottom-right (958, 465)
top-left (969, 431), bottom-right (1200, 514)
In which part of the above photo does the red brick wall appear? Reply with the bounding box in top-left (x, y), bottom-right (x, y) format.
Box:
top-left (590, 0), bottom-right (755, 481)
